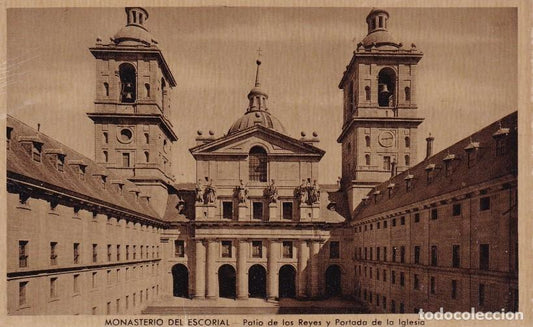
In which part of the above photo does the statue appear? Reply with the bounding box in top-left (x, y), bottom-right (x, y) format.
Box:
top-left (236, 179), bottom-right (248, 204)
top-left (195, 179), bottom-right (204, 203)
top-left (203, 178), bottom-right (216, 204)
top-left (264, 179), bottom-right (279, 204)
top-left (295, 179), bottom-right (309, 204)
top-left (309, 180), bottom-right (320, 204)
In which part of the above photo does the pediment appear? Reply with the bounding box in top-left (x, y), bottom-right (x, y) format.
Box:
top-left (190, 126), bottom-right (324, 158)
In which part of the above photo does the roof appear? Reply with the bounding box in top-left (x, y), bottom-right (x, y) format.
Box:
top-left (228, 110), bottom-right (287, 135)
top-left (352, 111), bottom-right (518, 220)
top-left (6, 115), bottom-right (162, 221)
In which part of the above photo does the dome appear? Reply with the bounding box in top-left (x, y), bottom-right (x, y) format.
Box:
top-left (113, 25), bottom-right (154, 46)
top-left (361, 30), bottom-right (399, 48)
top-left (228, 110), bottom-right (287, 135)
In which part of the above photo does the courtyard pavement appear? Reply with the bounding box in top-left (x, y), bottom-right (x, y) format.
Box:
top-left (142, 296), bottom-right (368, 315)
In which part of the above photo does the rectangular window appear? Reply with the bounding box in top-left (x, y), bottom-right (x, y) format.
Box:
top-left (414, 274), bottom-right (419, 290)
top-left (283, 241), bottom-right (293, 258)
top-left (329, 241), bottom-right (340, 259)
top-left (116, 298), bottom-right (120, 314)
top-left (480, 197), bottom-right (491, 211)
top-left (107, 270), bottom-right (111, 285)
top-left (383, 270), bottom-right (386, 282)
top-left (92, 272), bottom-right (97, 288)
top-left (221, 241), bottom-right (232, 258)
top-left (117, 245), bottom-right (120, 261)
top-left (19, 241), bottom-right (28, 268)
top-left (92, 244), bottom-right (98, 263)
top-left (73, 243), bottom-right (80, 264)
top-left (133, 245), bottom-right (136, 260)
top-left (252, 202), bottom-right (263, 220)
top-left (222, 201), bottom-right (233, 219)
top-left (453, 203), bottom-right (462, 216)
top-left (431, 208), bottom-right (438, 220)
top-left (141, 245), bottom-right (144, 259)
top-left (107, 244), bottom-right (112, 262)
top-left (391, 271), bottom-right (396, 284)
top-left (431, 245), bottom-right (438, 266)
top-left (391, 300), bottom-right (396, 313)
top-left (122, 153), bottom-right (130, 168)
top-left (175, 240), bottom-right (185, 257)
top-left (400, 272), bottom-right (405, 286)
top-left (392, 247), bottom-right (397, 262)
top-left (50, 277), bottom-right (58, 298)
top-left (383, 156), bottom-right (391, 171)
top-left (252, 241), bottom-right (263, 258)
top-left (383, 220), bottom-right (388, 228)
top-left (73, 274), bottom-right (80, 294)
top-left (133, 293), bottom-right (136, 307)
top-left (392, 218), bottom-right (396, 227)
top-left (19, 281), bottom-right (27, 306)
top-left (400, 216), bottom-right (405, 225)
top-left (453, 245), bottom-right (460, 268)
top-left (400, 303), bottom-right (405, 313)
top-left (50, 242), bottom-right (57, 266)
top-left (414, 246), bottom-right (420, 264)
top-left (451, 280), bottom-right (457, 299)
top-left (479, 244), bottom-right (490, 270)
top-left (383, 247), bottom-right (387, 261)
top-left (369, 247), bottom-right (373, 260)
top-left (430, 276), bottom-right (436, 294)
top-left (377, 247), bottom-right (380, 261)
top-left (126, 295), bottom-right (129, 310)
top-left (414, 213), bottom-right (420, 223)
top-left (479, 284), bottom-right (485, 306)
top-left (282, 202), bottom-right (293, 220)
top-left (106, 302), bottom-right (111, 315)
top-left (126, 245), bottom-right (130, 260)
top-left (400, 246), bottom-right (405, 263)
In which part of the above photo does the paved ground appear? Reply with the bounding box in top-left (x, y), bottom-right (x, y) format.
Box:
top-left (142, 296), bottom-right (368, 315)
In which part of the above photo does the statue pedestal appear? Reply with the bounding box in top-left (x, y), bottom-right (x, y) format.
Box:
top-left (238, 203), bottom-right (248, 221)
top-left (269, 203), bottom-right (278, 221)
top-left (311, 203), bottom-right (320, 221)
top-left (206, 204), bottom-right (217, 220)
top-left (300, 204), bottom-right (312, 222)
top-left (195, 203), bottom-right (207, 220)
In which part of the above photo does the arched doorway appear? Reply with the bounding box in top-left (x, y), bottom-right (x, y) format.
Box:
top-left (279, 265), bottom-right (296, 298)
top-left (248, 265), bottom-right (267, 298)
top-left (325, 265), bottom-right (342, 297)
top-left (172, 264), bottom-right (189, 298)
top-left (218, 264), bottom-right (236, 299)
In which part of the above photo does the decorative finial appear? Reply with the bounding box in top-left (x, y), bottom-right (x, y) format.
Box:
top-left (254, 51), bottom-right (262, 87)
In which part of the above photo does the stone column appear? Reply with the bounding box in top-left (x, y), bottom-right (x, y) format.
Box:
top-left (309, 241), bottom-right (320, 298)
top-left (237, 240), bottom-right (248, 299)
top-left (267, 240), bottom-right (280, 300)
top-left (193, 239), bottom-right (206, 299)
top-left (297, 240), bottom-right (310, 298)
top-left (206, 240), bottom-right (218, 299)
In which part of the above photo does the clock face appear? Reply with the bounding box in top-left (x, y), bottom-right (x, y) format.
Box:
top-left (378, 131), bottom-right (395, 148)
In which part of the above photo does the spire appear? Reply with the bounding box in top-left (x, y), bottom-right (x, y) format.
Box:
top-left (247, 56), bottom-right (268, 112)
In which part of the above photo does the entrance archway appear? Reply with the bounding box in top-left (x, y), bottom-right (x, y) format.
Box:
top-left (172, 264), bottom-right (189, 298)
top-left (279, 265), bottom-right (296, 298)
top-left (325, 265), bottom-right (342, 297)
top-left (248, 264), bottom-right (267, 298)
top-left (218, 264), bottom-right (236, 299)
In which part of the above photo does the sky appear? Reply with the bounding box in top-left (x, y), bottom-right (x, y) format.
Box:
top-left (6, 7), bottom-right (517, 184)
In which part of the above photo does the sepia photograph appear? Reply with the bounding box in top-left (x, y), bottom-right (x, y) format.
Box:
top-left (1, 1), bottom-right (529, 326)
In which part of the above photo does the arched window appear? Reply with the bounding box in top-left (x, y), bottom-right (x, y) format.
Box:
top-left (365, 86), bottom-right (371, 101)
top-left (103, 151), bottom-right (108, 163)
top-left (145, 83), bottom-right (150, 98)
top-left (405, 155), bottom-right (410, 166)
top-left (249, 146), bottom-right (267, 182)
top-left (405, 136), bottom-right (410, 148)
top-left (144, 151), bottom-right (150, 163)
top-left (365, 154), bottom-right (371, 166)
top-left (144, 133), bottom-right (149, 144)
top-left (378, 68), bottom-right (396, 107)
top-left (104, 82), bottom-right (109, 97)
top-left (405, 87), bottom-right (411, 101)
top-left (365, 135), bottom-right (371, 147)
top-left (119, 63), bottom-right (136, 103)
top-left (103, 132), bottom-right (108, 144)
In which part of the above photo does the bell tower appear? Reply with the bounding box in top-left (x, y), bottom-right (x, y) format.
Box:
top-left (338, 8), bottom-right (424, 212)
top-left (87, 7), bottom-right (178, 217)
